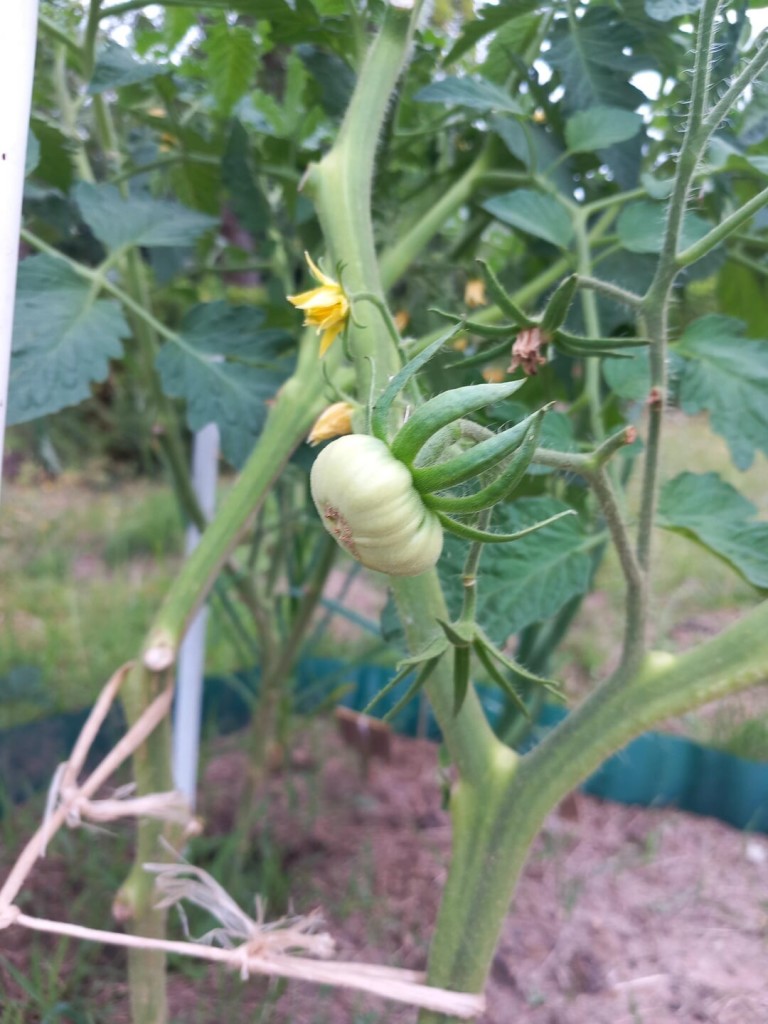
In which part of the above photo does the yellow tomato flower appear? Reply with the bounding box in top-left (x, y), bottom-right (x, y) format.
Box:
top-left (308, 402), bottom-right (354, 446)
top-left (287, 252), bottom-right (350, 356)
top-left (464, 278), bottom-right (487, 308)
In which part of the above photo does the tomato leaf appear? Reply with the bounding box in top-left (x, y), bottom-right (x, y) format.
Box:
top-left (155, 303), bottom-right (292, 468)
top-left (439, 498), bottom-right (592, 642)
top-left (8, 256), bottom-right (129, 424)
top-left (658, 473), bottom-right (768, 589)
top-left (415, 76), bottom-right (522, 115)
top-left (674, 315), bottom-right (768, 470)
top-left (74, 182), bottom-right (217, 253)
top-left (482, 190), bottom-right (574, 248)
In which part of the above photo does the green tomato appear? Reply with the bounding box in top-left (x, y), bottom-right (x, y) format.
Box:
top-left (310, 434), bottom-right (443, 576)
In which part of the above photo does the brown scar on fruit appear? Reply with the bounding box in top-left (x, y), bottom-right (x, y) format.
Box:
top-left (323, 505), bottom-right (359, 558)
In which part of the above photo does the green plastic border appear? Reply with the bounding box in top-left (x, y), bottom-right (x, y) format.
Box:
top-left (2, 657), bottom-right (767, 833)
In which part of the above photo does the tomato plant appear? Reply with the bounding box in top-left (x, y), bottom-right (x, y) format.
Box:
top-left (4, 1), bottom-right (768, 1022)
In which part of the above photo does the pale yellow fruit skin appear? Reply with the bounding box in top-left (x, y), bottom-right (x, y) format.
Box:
top-left (310, 434), bottom-right (443, 576)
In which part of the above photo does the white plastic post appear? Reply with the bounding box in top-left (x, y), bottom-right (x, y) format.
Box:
top-left (172, 423), bottom-right (219, 807)
top-left (0, 3), bottom-right (39, 506)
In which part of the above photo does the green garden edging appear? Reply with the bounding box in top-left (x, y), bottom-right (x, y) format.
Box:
top-left (2, 657), bottom-right (767, 833)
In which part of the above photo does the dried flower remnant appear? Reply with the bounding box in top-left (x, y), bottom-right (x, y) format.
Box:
top-left (508, 327), bottom-right (548, 376)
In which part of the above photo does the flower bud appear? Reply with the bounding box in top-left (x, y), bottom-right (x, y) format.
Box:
top-left (308, 402), bottom-right (355, 446)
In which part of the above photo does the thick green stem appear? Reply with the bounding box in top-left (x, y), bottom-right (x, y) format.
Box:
top-left (309, 2), bottom-right (504, 787)
top-left (114, 343), bottom-right (326, 1024)
top-left (420, 599), bottom-right (768, 1022)
top-left (636, 0), bottom-right (721, 596)
top-left (573, 211), bottom-right (605, 444)
top-left (307, 4), bottom-right (422, 395)
top-left (144, 351), bottom-right (327, 663)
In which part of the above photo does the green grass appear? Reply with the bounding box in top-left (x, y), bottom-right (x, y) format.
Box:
top-left (0, 474), bottom-right (244, 730)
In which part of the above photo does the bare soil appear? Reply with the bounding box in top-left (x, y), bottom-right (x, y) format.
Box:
top-left (3, 723), bottom-right (766, 1024)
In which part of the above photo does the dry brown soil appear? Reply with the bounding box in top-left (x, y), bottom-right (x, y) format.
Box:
top-left (4, 723), bottom-right (765, 1023)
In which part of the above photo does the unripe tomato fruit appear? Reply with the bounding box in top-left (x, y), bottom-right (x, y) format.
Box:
top-left (310, 434), bottom-right (443, 576)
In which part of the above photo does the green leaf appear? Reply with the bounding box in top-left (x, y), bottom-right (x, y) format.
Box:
top-left (206, 23), bottom-right (258, 116)
top-left (640, 171), bottom-right (674, 200)
top-left (155, 303), bottom-right (292, 468)
top-left (307, 0), bottom-right (346, 15)
top-left (444, 0), bottom-right (541, 65)
top-left (88, 40), bottom-right (167, 94)
top-left (296, 44), bottom-right (355, 119)
top-left (415, 76), bottom-right (522, 115)
top-left (492, 117), bottom-right (572, 191)
top-left (674, 315), bottom-right (768, 470)
top-left (717, 261), bottom-right (768, 339)
top-left (603, 350), bottom-right (651, 400)
top-left (29, 119), bottom-right (73, 192)
top-left (616, 201), bottom-right (711, 254)
top-left (439, 498), bottom-right (592, 643)
top-left (482, 190), bottom-right (574, 248)
top-left (658, 472), bottom-right (768, 589)
top-left (565, 106), bottom-right (643, 153)
top-left (246, 55), bottom-right (314, 138)
top-left (221, 121), bottom-right (270, 237)
top-left (547, 8), bottom-right (648, 112)
top-left (8, 256), bottom-right (129, 424)
top-left (74, 182), bottom-right (217, 252)
top-left (644, 0), bottom-right (704, 21)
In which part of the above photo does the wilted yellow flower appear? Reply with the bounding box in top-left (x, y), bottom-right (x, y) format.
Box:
top-left (287, 253), bottom-right (350, 356)
top-left (464, 278), bottom-right (486, 308)
top-left (481, 366), bottom-right (507, 383)
top-left (308, 402), bottom-right (354, 446)
top-left (393, 310), bottom-right (410, 333)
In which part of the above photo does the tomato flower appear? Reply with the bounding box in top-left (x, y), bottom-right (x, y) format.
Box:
top-left (287, 252), bottom-right (350, 356)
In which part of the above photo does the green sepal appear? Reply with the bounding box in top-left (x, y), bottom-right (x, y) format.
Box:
top-left (432, 310), bottom-right (516, 338)
top-left (438, 507), bottom-right (576, 544)
top-left (476, 627), bottom-right (564, 700)
top-left (362, 638), bottom-right (447, 716)
top-left (555, 330), bottom-right (649, 358)
top-left (423, 410), bottom-right (543, 514)
top-left (445, 338), bottom-right (512, 371)
top-left (390, 380), bottom-right (526, 465)
top-left (370, 323), bottom-right (461, 443)
top-left (540, 275), bottom-right (578, 334)
top-left (453, 644), bottom-right (471, 715)
top-left (472, 639), bottom-right (528, 717)
top-left (412, 415), bottom-right (533, 494)
top-left (383, 657), bottom-right (441, 723)
top-left (477, 259), bottom-right (536, 326)
top-left (436, 617), bottom-right (475, 647)
top-left (413, 423), bottom-right (462, 469)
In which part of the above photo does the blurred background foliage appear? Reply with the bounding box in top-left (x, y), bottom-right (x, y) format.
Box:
top-left (3, 0), bottom-right (768, 744)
